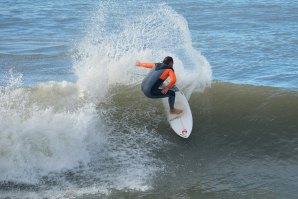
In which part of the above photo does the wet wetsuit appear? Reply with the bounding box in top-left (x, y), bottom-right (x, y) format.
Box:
top-left (140, 62), bottom-right (176, 109)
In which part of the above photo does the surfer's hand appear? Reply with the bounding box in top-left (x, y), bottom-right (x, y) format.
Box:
top-left (135, 60), bottom-right (140, 66)
top-left (161, 87), bottom-right (169, 94)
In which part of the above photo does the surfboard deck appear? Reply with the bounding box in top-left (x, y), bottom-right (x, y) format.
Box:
top-left (162, 86), bottom-right (193, 138)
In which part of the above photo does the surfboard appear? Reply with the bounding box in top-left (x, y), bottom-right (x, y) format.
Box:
top-left (162, 86), bottom-right (193, 138)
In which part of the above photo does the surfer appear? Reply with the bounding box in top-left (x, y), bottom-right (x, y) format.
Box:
top-left (136, 56), bottom-right (183, 115)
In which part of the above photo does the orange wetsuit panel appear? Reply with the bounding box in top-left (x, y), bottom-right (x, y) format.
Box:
top-left (159, 69), bottom-right (176, 89)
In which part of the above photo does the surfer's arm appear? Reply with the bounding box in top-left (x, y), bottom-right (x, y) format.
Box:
top-left (160, 69), bottom-right (176, 94)
top-left (160, 69), bottom-right (176, 89)
top-left (135, 61), bottom-right (155, 68)
top-left (167, 70), bottom-right (176, 89)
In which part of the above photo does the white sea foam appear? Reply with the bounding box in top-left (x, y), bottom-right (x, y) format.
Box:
top-left (0, 72), bottom-right (101, 184)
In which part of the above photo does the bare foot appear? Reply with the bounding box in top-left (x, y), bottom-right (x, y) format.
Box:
top-left (170, 108), bottom-right (183, 115)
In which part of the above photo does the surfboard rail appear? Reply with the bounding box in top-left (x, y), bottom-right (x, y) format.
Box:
top-left (162, 86), bottom-right (193, 138)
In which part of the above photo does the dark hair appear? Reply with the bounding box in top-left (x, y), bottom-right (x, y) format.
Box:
top-left (162, 56), bottom-right (173, 65)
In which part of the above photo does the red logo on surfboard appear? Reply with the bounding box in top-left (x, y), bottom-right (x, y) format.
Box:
top-left (181, 129), bottom-right (187, 135)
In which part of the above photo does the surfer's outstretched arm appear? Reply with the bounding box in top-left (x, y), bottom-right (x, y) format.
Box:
top-left (135, 61), bottom-right (155, 68)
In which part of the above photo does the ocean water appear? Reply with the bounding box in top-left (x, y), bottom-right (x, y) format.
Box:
top-left (0, 0), bottom-right (298, 199)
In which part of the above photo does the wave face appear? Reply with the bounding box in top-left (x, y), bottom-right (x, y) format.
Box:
top-left (96, 83), bottom-right (298, 199)
top-left (2, 75), bottom-right (298, 198)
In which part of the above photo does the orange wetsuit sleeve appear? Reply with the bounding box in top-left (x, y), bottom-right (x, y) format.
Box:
top-left (160, 69), bottom-right (176, 89)
top-left (136, 62), bottom-right (155, 68)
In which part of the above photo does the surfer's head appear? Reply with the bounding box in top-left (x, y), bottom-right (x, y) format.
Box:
top-left (163, 56), bottom-right (174, 67)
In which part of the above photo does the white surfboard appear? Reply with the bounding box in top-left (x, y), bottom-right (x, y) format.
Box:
top-left (162, 86), bottom-right (193, 138)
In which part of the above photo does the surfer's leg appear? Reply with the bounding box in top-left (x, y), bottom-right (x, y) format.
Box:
top-left (150, 89), bottom-right (166, 98)
top-left (151, 89), bottom-right (181, 114)
top-left (167, 90), bottom-right (175, 110)
top-left (167, 90), bottom-right (182, 114)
